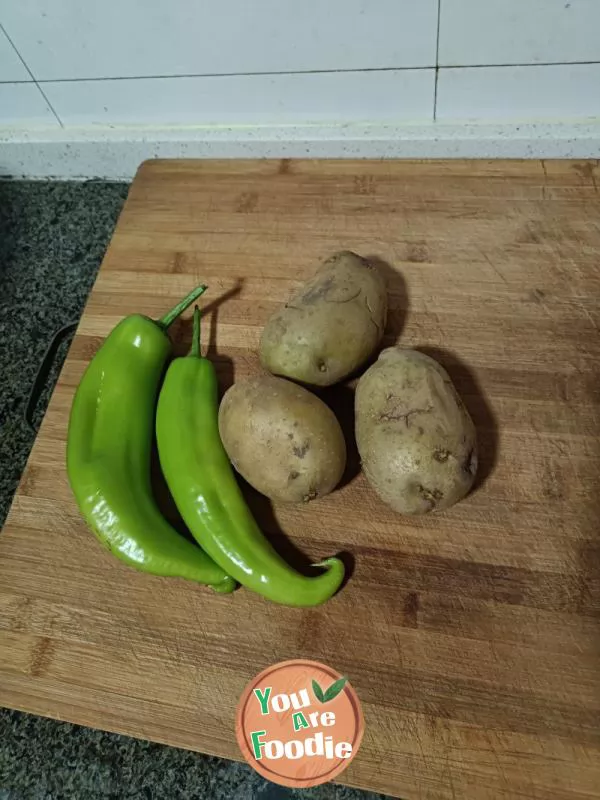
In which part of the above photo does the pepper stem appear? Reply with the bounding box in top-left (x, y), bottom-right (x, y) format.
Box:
top-left (191, 305), bottom-right (201, 358)
top-left (157, 284), bottom-right (207, 329)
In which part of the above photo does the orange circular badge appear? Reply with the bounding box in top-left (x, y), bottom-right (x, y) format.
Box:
top-left (236, 659), bottom-right (364, 788)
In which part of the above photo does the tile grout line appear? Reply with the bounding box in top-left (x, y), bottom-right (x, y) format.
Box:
top-left (0, 22), bottom-right (64, 128)
top-left (0, 60), bottom-right (599, 87)
top-left (9, 66), bottom-right (437, 83)
top-left (433, 0), bottom-right (442, 121)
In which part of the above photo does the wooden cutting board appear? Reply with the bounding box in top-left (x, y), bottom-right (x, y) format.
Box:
top-left (1, 159), bottom-right (599, 799)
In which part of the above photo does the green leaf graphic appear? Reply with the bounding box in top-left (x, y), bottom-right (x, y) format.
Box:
top-left (323, 676), bottom-right (348, 702)
top-left (312, 679), bottom-right (325, 703)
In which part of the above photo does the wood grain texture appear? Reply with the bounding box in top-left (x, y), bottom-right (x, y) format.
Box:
top-left (1, 159), bottom-right (599, 799)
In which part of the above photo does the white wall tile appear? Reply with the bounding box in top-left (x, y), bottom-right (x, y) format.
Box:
top-left (0, 28), bottom-right (31, 81)
top-left (439, 0), bottom-right (600, 66)
top-left (0, 83), bottom-right (59, 125)
top-left (436, 64), bottom-right (600, 122)
top-left (43, 69), bottom-right (435, 126)
top-left (3, 0), bottom-right (438, 81)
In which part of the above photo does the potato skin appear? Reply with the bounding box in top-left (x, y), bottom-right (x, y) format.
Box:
top-left (218, 374), bottom-right (346, 503)
top-left (355, 348), bottom-right (477, 514)
top-left (259, 251), bottom-right (387, 387)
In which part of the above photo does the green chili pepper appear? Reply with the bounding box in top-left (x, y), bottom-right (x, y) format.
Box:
top-left (155, 307), bottom-right (345, 607)
top-left (67, 286), bottom-right (235, 593)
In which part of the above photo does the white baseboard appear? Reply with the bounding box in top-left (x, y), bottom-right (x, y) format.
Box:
top-left (1, 121), bottom-right (599, 180)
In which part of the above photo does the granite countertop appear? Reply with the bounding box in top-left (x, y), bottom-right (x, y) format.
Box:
top-left (0, 181), bottom-right (393, 800)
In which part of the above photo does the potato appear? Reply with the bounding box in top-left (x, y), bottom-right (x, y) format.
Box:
top-left (259, 251), bottom-right (387, 387)
top-left (218, 374), bottom-right (346, 503)
top-left (355, 348), bottom-right (477, 514)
